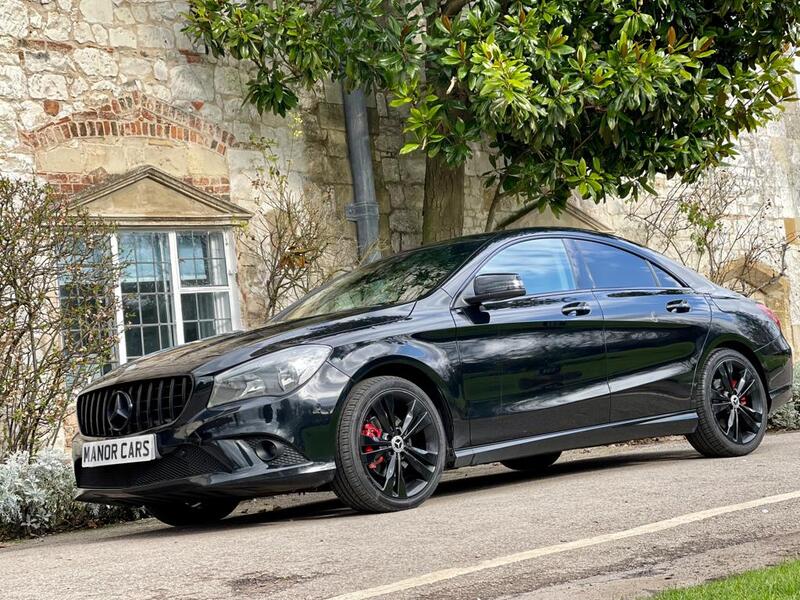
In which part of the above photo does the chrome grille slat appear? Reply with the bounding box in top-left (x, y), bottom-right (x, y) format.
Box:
top-left (76, 376), bottom-right (192, 437)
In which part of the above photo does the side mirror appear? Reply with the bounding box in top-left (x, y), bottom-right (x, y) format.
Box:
top-left (465, 273), bottom-right (526, 305)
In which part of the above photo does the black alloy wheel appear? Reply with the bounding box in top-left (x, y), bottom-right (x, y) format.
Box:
top-left (687, 348), bottom-right (768, 458)
top-left (359, 389), bottom-right (441, 499)
top-left (332, 376), bottom-right (446, 512)
top-left (709, 357), bottom-right (766, 445)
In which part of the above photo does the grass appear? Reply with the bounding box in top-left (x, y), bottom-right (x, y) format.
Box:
top-left (653, 560), bottom-right (800, 599)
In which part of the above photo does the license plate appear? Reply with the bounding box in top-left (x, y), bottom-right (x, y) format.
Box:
top-left (81, 434), bottom-right (158, 468)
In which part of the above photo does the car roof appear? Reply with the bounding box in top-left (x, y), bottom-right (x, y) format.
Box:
top-left (433, 227), bottom-right (720, 294)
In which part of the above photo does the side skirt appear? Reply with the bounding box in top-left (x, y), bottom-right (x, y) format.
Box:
top-left (452, 411), bottom-right (698, 468)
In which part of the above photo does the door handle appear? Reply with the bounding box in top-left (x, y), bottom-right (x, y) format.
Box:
top-left (562, 301), bottom-right (591, 317)
top-left (666, 299), bottom-right (691, 313)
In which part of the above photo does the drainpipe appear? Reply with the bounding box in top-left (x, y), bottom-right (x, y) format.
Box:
top-left (342, 85), bottom-right (381, 263)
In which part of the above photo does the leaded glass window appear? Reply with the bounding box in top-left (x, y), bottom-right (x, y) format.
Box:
top-left (111, 229), bottom-right (239, 364)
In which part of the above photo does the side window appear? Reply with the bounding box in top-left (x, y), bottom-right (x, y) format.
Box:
top-left (652, 264), bottom-right (683, 288)
top-left (480, 238), bottom-right (576, 295)
top-left (574, 240), bottom-right (657, 288)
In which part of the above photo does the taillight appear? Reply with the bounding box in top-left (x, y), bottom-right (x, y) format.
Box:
top-left (757, 303), bottom-right (782, 331)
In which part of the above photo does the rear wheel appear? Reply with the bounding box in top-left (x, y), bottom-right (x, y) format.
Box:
top-left (501, 451), bottom-right (561, 472)
top-left (332, 376), bottom-right (447, 513)
top-left (686, 348), bottom-right (768, 458)
top-left (146, 498), bottom-right (238, 527)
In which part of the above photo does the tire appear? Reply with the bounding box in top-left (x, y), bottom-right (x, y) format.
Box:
top-left (501, 451), bottom-right (561, 472)
top-left (686, 348), bottom-right (768, 458)
top-left (332, 376), bottom-right (447, 513)
top-left (146, 498), bottom-right (239, 527)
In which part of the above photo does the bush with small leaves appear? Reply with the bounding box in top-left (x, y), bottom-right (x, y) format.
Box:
top-left (768, 369), bottom-right (800, 431)
top-left (0, 449), bottom-right (144, 540)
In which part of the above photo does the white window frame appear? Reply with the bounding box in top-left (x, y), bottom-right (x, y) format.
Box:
top-left (110, 228), bottom-right (242, 365)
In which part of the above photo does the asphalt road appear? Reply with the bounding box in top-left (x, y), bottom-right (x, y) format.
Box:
top-left (3, 433), bottom-right (800, 600)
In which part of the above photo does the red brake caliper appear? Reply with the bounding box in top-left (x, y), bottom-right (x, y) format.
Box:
top-left (731, 379), bottom-right (747, 405)
top-left (362, 422), bottom-right (385, 470)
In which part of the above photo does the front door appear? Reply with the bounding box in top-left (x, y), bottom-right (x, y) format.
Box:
top-left (453, 237), bottom-right (610, 446)
top-left (569, 239), bottom-right (712, 422)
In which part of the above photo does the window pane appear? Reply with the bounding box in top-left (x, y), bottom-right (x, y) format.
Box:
top-left (117, 232), bottom-right (176, 359)
top-left (181, 291), bottom-right (232, 342)
top-left (479, 238), bottom-right (576, 295)
top-left (575, 241), bottom-right (657, 288)
top-left (653, 264), bottom-right (682, 288)
top-left (178, 231), bottom-right (228, 287)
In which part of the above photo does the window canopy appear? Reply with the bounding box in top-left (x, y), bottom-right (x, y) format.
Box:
top-left (70, 166), bottom-right (252, 227)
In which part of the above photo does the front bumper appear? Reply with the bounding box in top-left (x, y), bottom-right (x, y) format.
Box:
top-left (72, 362), bottom-right (349, 505)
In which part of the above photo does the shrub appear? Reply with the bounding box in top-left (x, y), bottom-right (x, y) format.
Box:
top-left (0, 177), bottom-right (120, 457)
top-left (0, 449), bottom-right (143, 540)
top-left (768, 368), bottom-right (800, 431)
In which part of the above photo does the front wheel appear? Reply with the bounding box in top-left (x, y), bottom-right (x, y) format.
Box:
top-left (686, 348), bottom-right (768, 458)
top-left (146, 498), bottom-right (239, 527)
top-left (332, 376), bottom-right (447, 513)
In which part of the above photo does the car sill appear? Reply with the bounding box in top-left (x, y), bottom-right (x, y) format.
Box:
top-left (452, 411), bottom-right (698, 468)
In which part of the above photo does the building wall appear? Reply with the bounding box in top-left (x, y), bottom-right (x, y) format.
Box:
top-left (1, 0), bottom-right (799, 341)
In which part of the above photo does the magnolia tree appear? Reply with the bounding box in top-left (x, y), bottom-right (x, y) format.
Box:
top-left (0, 178), bottom-right (120, 458)
top-left (184, 0), bottom-right (799, 242)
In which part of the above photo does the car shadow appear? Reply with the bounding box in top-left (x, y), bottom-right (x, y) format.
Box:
top-left (432, 447), bottom-right (700, 498)
top-left (102, 445), bottom-right (700, 541)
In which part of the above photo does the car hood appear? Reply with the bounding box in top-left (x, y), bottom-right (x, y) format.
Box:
top-left (83, 304), bottom-right (413, 390)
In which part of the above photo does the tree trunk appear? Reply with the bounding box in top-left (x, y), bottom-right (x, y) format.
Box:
top-left (422, 155), bottom-right (465, 244)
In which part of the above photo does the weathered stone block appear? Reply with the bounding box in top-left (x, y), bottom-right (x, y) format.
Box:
top-left (381, 157), bottom-right (400, 183)
top-left (153, 59), bottom-right (168, 81)
top-left (318, 102), bottom-right (346, 131)
top-left (170, 64), bottom-right (214, 102)
top-left (91, 24), bottom-right (108, 45)
top-left (119, 56), bottom-right (153, 80)
top-left (399, 156), bottom-right (425, 183)
top-left (0, 0), bottom-right (29, 37)
top-left (137, 25), bottom-right (174, 49)
top-left (215, 66), bottom-right (245, 96)
top-left (323, 156), bottom-right (352, 184)
top-left (389, 208), bottom-right (419, 233)
top-left (115, 7), bottom-right (134, 24)
top-left (73, 22), bottom-right (94, 43)
top-left (28, 72), bottom-right (67, 100)
top-left (79, 0), bottom-right (113, 23)
top-left (73, 47), bottom-right (118, 78)
top-left (325, 129), bottom-right (348, 158)
top-left (109, 27), bottom-right (137, 48)
top-left (44, 14), bottom-right (72, 41)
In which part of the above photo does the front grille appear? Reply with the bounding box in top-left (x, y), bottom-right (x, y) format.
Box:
top-left (77, 376), bottom-right (192, 437)
top-left (75, 445), bottom-right (229, 489)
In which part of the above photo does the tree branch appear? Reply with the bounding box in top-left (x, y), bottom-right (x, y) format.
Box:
top-left (441, 0), bottom-right (471, 17)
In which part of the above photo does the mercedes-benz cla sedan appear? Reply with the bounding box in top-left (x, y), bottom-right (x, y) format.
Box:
top-left (73, 229), bottom-right (793, 526)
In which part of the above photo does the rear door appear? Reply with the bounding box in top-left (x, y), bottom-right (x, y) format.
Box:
top-left (453, 237), bottom-right (609, 445)
top-left (569, 239), bottom-right (711, 422)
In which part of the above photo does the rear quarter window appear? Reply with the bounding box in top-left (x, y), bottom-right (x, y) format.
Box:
top-left (573, 240), bottom-right (657, 288)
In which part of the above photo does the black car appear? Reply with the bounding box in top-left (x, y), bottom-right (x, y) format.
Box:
top-left (72, 228), bottom-right (793, 526)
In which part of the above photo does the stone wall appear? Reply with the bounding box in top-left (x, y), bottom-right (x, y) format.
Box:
top-left (1, 0), bottom-right (799, 338)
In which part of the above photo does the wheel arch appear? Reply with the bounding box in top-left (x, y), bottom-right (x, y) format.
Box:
top-left (343, 358), bottom-right (456, 457)
top-left (703, 338), bottom-right (771, 410)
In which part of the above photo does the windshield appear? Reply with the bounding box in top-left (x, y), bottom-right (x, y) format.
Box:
top-left (276, 238), bottom-right (486, 322)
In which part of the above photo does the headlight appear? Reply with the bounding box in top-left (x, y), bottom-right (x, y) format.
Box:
top-left (208, 345), bottom-right (332, 407)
